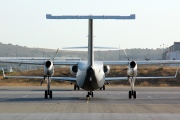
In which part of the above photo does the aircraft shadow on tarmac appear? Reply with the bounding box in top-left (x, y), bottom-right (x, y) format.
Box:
top-left (0, 97), bottom-right (85, 103)
top-left (30, 89), bottom-right (74, 91)
top-left (0, 89), bottom-right (74, 92)
top-left (1, 96), bottom-right (180, 104)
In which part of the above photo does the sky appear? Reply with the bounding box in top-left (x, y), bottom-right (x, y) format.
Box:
top-left (0, 0), bottom-right (180, 50)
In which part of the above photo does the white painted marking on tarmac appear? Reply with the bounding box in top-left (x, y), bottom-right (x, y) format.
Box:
top-left (147, 95), bottom-right (153, 99)
top-left (43, 103), bottom-right (59, 120)
top-left (86, 97), bottom-right (90, 103)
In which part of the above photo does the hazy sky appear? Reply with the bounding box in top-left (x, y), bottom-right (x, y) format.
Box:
top-left (0, 0), bottom-right (180, 50)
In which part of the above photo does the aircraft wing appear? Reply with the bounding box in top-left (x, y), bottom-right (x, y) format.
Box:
top-left (105, 69), bottom-right (178, 81)
top-left (103, 60), bottom-right (180, 65)
top-left (2, 69), bottom-right (76, 82)
top-left (3, 75), bottom-right (76, 82)
top-left (0, 59), bottom-right (45, 65)
top-left (0, 59), bottom-right (78, 65)
top-left (51, 77), bottom-right (76, 82)
top-left (105, 76), bottom-right (177, 81)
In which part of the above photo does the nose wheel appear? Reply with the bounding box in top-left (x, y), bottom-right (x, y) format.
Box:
top-left (86, 91), bottom-right (93, 97)
top-left (74, 84), bottom-right (80, 90)
top-left (100, 85), bottom-right (105, 90)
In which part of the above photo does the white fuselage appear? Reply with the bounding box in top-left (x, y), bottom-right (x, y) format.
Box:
top-left (76, 61), bottom-right (105, 91)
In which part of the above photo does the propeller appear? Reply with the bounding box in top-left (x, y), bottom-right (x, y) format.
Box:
top-left (40, 48), bottom-right (59, 85)
top-left (123, 49), bottom-right (130, 70)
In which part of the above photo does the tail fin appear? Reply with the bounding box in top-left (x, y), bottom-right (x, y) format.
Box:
top-left (88, 19), bottom-right (94, 67)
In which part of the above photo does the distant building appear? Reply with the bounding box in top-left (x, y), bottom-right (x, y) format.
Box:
top-left (163, 42), bottom-right (180, 66)
top-left (169, 42), bottom-right (180, 52)
top-left (164, 42), bottom-right (180, 60)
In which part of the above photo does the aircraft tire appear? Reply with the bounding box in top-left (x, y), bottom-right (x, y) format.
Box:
top-left (133, 91), bottom-right (136, 99)
top-left (91, 92), bottom-right (93, 97)
top-left (50, 91), bottom-right (52, 98)
top-left (74, 84), bottom-right (76, 90)
top-left (129, 91), bottom-right (132, 99)
top-left (45, 90), bottom-right (48, 99)
top-left (103, 85), bottom-right (105, 90)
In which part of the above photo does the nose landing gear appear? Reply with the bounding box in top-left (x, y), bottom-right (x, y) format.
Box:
top-left (86, 91), bottom-right (93, 97)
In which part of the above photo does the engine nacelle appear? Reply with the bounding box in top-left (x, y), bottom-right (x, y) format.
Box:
top-left (70, 65), bottom-right (78, 76)
top-left (103, 65), bottom-right (110, 75)
top-left (129, 61), bottom-right (136, 68)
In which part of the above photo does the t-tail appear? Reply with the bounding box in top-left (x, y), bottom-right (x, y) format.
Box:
top-left (46, 14), bottom-right (135, 67)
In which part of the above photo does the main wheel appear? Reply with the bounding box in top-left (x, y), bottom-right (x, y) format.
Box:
top-left (133, 91), bottom-right (136, 99)
top-left (91, 92), bottom-right (94, 97)
top-left (45, 90), bottom-right (48, 99)
top-left (103, 85), bottom-right (105, 90)
top-left (74, 84), bottom-right (76, 90)
top-left (129, 91), bottom-right (132, 99)
top-left (49, 90), bottom-right (52, 98)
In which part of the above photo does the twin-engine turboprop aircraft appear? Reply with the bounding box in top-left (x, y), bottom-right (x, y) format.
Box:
top-left (0, 14), bottom-right (179, 99)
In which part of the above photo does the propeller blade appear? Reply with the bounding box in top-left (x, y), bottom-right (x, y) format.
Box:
top-left (53, 48), bottom-right (59, 60)
top-left (123, 49), bottom-right (130, 61)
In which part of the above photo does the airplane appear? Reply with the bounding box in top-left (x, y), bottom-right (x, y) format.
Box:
top-left (0, 14), bottom-right (180, 99)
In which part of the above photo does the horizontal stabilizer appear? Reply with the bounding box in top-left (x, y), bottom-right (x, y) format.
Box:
top-left (62, 46), bottom-right (118, 49)
top-left (46, 14), bottom-right (135, 20)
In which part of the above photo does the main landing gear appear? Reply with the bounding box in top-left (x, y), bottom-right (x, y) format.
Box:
top-left (100, 85), bottom-right (105, 90)
top-left (128, 76), bottom-right (136, 99)
top-left (129, 90), bottom-right (136, 99)
top-left (45, 76), bottom-right (52, 99)
top-left (86, 91), bottom-right (93, 97)
top-left (74, 84), bottom-right (80, 90)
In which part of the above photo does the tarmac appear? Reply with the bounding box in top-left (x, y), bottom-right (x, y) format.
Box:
top-left (0, 86), bottom-right (180, 120)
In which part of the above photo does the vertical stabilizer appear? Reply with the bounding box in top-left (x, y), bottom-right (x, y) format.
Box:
top-left (88, 19), bottom-right (94, 67)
